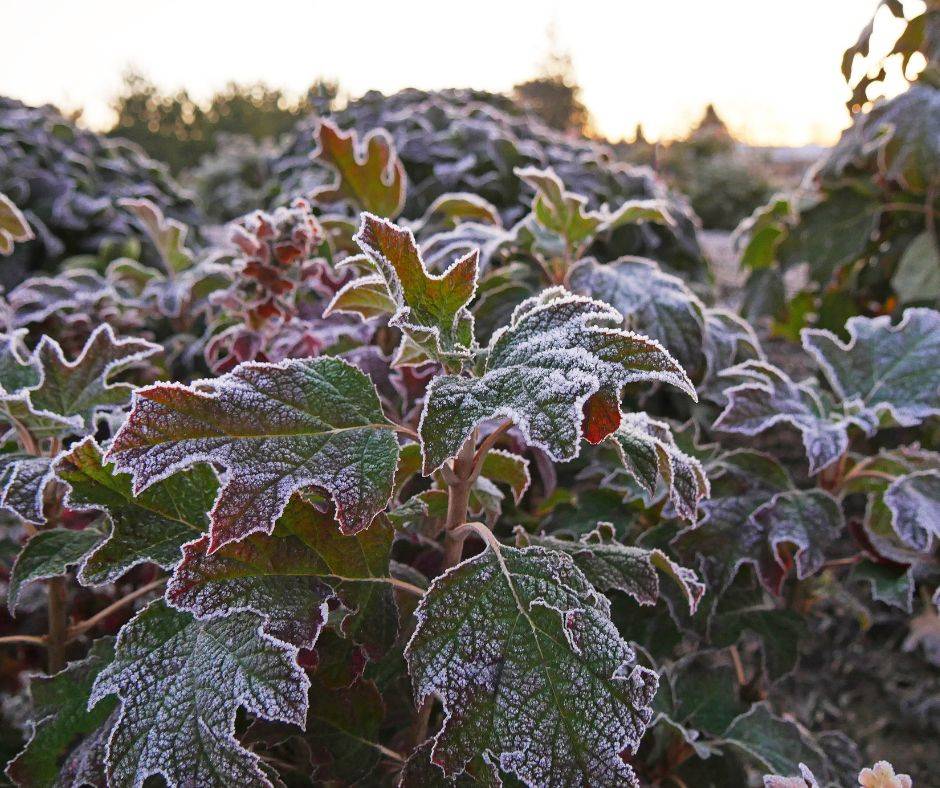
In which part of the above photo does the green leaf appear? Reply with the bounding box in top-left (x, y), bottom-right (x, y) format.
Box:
top-left (417, 193), bottom-right (502, 233)
top-left (420, 287), bottom-right (695, 473)
top-left (312, 120), bottom-right (406, 218)
top-left (0, 331), bottom-right (40, 394)
top-left (405, 543), bottom-right (657, 787)
top-left (120, 197), bottom-right (195, 273)
top-left (892, 232), bottom-right (940, 305)
top-left (325, 273), bottom-right (398, 320)
top-left (0, 454), bottom-right (55, 524)
top-left (516, 166), bottom-right (603, 253)
top-left (90, 600), bottom-right (309, 788)
top-left (5, 638), bottom-right (117, 788)
top-left (55, 438), bottom-right (216, 586)
top-left (883, 469), bottom-right (940, 551)
top-left (345, 213), bottom-right (479, 367)
top-left (569, 257), bottom-right (706, 378)
top-left (107, 356), bottom-right (401, 551)
top-left (849, 559), bottom-right (914, 612)
top-left (478, 448), bottom-right (530, 504)
top-left (714, 361), bottom-right (851, 474)
top-left (719, 704), bottom-right (829, 779)
top-left (711, 604), bottom-right (805, 681)
top-left (608, 412), bottom-right (710, 522)
top-left (167, 498), bottom-right (398, 656)
top-left (8, 527), bottom-right (102, 613)
top-left (802, 307), bottom-right (940, 430)
top-left (516, 523), bottom-right (705, 614)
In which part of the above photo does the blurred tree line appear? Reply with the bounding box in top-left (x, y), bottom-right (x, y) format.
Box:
top-left (108, 71), bottom-right (338, 172)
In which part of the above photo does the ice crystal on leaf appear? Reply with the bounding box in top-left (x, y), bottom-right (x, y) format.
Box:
top-left (883, 469), bottom-right (940, 552)
top-left (5, 637), bottom-right (117, 788)
top-left (405, 543), bottom-right (657, 788)
top-left (55, 438), bottom-right (216, 585)
top-left (0, 454), bottom-right (55, 524)
top-left (516, 522), bottom-right (705, 614)
top-left (90, 600), bottom-right (309, 788)
top-left (106, 356), bottom-right (401, 551)
top-left (311, 120), bottom-right (406, 218)
top-left (332, 213), bottom-right (478, 369)
top-left (420, 287), bottom-right (696, 473)
top-left (167, 498), bottom-right (398, 656)
top-left (802, 307), bottom-right (940, 429)
top-left (607, 412), bottom-right (709, 522)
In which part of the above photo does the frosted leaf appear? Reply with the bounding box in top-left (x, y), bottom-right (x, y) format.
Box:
top-left (764, 763), bottom-right (820, 788)
top-left (106, 356), bottom-right (401, 551)
top-left (802, 308), bottom-right (940, 429)
top-left (25, 324), bottom-right (160, 432)
top-left (0, 191), bottom-right (34, 256)
top-left (0, 454), bottom-right (55, 524)
top-left (90, 600), bottom-right (309, 788)
top-left (167, 498), bottom-right (398, 656)
top-left (849, 559), bottom-right (914, 613)
top-left (420, 287), bottom-right (696, 473)
top-left (6, 270), bottom-right (115, 328)
top-left (477, 449), bottom-right (531, 504)
top-left (700, 308), bottom-right (764, 399)
top-left (516, 523), bottom-right (705, 614)
top-left (55, 438), bottom-right (216, 586)
top-left (405, 544), bottom-right (657, 787)
top-left (119, 197), bottom-right (194, 273)
top-left (721, 704), bottom-right (831, 781)
top-left (0, 330), bottom-right (40, 394)
top-left (416, 192), bottom-right (502, 234)
top-left (674, 450), bottom-right (795, 594)
top-left (325, 274), bottom-right (397, 320)
top-left (608, 412), bottom-right (710, 522)
top-left (714, 360), bottom-right (851, 474)
top-left (883, 469), bottom-right (940, 551)
top-left (5, 637), bottom-right (117, 788)
top-left (8, 527), bottom-right (102, 613)
top-left (346, 213), bottom-right (478, 368)
top-left (399, 740), bottom-right (500, 787)
top-left (311, 120), bottom-right (406, 218)
top-left (568, 257), bottom-right (706, 377)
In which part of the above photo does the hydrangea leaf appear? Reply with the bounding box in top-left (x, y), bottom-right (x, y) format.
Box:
top-left (90, 600), bottom-right (309, 788)
top-left (5, 637), bottom-right (117, 788)
top-left (0, 454), bottom-right (55, 524)
top-left (349, 213), bottom-right (479, 367)
top-left (0, 331), bottom-right (40, 394)
top-left (417, 192), bottom-right (502, 233)
top-left (305, 677), bottom-right (386, 784)
top-left (0, 191), bottom-right (34, 255)
top-left (120, 197), bottom-right (194, 273)
top-left (802, 308), bottom-right (940, 429)
top-left (166, 498), bottom-right (398, 656)
top-left (405, 543), bottom-right (657, 787)
top-left (399, 741), bottom-right (501, 787)
top-left (882, 469), bottom-right (940, 551)
top-left (26, 324), bottom-right (161, 431)
top-left (516, 523), bottom-right (705, 614)
top-left (311, 120), bottom-right (405, 218)
top-left (516, 166), bottom-right (604, 252)
top-left (8, 527), bottom-right (103, 613)
top-left (711, 603), bottom-right (805, 681)
top-left (719, 704), bottom-right (830, 780)
top-left (325, 274), bottom-right (398, 321)
top-left (714, 360), bottom-right (851, 474)
top-left (106, 356), bottom-right (401, 551)
top-left (478, 449), bottom-right (530, 504)
top-left (849, 559), bottom-right (915, 613)
top-left (420, 287), bottom-right (695, 473)
top-left (607, 412), bottom-right (710, 522)
top-left (55, 438), bottom-right (216, 586)
top-left (568, 257), bottom-right (706, 377)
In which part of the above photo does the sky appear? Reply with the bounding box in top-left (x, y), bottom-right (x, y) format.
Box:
top-left (0, 0), bottom-right (923, 146)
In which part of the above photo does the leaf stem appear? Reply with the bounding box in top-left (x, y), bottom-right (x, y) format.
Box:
top-left (66, 578), bottom-right (166, 641)
top-left (387, 577), bottom-right (425, 597)
top-left (0, 633), bottom-right (48, 647)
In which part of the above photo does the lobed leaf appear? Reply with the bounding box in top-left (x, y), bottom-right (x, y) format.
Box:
top-left (882, 469), bottom-right (940, 551)
top-left (516, 522), bottom-right (705, 614)
top-left (802, 308), bottom-right (940, 430)
top-left (405, 543), bottom-right (657, 787)
top-left (55, 438), bottom-right (216, 586)
top-left (167, 498), bottom-right (398, 656)
top-left (311, 120), bottom-right (406, 218)
top-left (5, 638), bottom-right (117, 788)
top-left (608, 412), bottom-right (710, 522)
top-left (107, 356), bottom-right (401, 551)
top-left (420, 287), bottom-right (695, 473)
top-left (8, 527), bottom-right (102, 613)
top-left (119, 197), bottom-right (194, 273)
top-left (90, 600), bottom-right (309, 788)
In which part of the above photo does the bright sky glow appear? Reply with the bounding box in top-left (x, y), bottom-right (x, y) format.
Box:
top-left (0, 0), bottom-right (924, 146)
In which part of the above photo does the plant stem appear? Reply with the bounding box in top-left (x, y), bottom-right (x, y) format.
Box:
top-left (0, 634), bottom-right (47, 647)
top-left (46, 577), bottom-right (68, 673)
top-left (66, 578), bottom-right (167, 642)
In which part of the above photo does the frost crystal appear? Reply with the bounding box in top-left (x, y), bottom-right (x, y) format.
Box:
top-left (405, 544), bottom-right (657, 787)
top-left (107, 356), bottom-right (401, 551)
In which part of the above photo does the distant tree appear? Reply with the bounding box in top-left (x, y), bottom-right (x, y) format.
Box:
top-left (108, 71), bottom-right (338, 173)
top-left (513, 27), bottom-right (590, 133)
